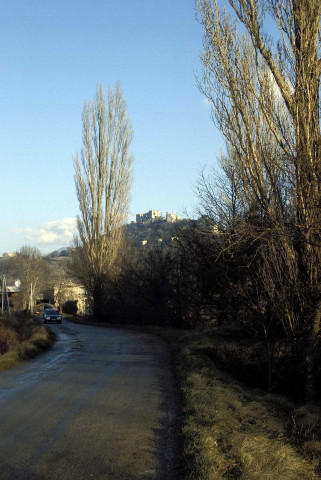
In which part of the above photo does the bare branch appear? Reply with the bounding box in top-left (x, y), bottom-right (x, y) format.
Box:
top-left (71, 84), bottom-right (133, 318)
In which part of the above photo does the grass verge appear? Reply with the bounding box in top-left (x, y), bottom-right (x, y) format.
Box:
top-left (0, 313), bottom-right (55, 371)
top-left (149, 328), bottom-right (321, 480)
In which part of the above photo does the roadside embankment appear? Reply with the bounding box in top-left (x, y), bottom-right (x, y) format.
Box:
top-left (0, 313), bottom-right (54, 371)
top-left (159, 328), bottom-right (321, 480)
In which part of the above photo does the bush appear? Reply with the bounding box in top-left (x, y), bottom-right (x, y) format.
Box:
top-left (0, 326), bottom-right (18, 354)
top-left (0, 314), bottom-right (54, 371)
top-left (205, 336), bottom-right (305, 400)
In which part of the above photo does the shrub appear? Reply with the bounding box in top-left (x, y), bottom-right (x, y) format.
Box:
top-left (0, 326), bottom-right (18, 354)
top-left (0, 314), bottom-right (54, 371)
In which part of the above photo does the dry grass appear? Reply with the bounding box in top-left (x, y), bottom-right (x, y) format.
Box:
top-left (241, 436), bottom-right (318, 480)
top-left (153, 328), bottom-right (320, 480)
top-left (0, 314), bottom-right (54, 371)
top-left (0, 325), bottom-right (18, 353)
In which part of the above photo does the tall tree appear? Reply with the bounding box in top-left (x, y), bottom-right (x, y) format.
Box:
top-left (197, 0), bottom-right (321, 398)
top-left (71, 84), bottom-right (133, 320)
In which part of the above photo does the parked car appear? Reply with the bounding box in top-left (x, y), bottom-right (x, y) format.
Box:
top-left (43, 309), bottom-right (62, 324)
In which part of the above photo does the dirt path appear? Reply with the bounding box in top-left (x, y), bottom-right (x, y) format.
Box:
top-left (0, 320), bottom-right (180, 479)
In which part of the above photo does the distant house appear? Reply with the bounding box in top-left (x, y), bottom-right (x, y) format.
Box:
top-left (0, 282), bottom-right (21, 310)
top-left (53, 281), bottom-right (88, 314)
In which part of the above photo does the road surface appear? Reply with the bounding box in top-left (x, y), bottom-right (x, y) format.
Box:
top-left (0, 320), bottom-right (180, 480)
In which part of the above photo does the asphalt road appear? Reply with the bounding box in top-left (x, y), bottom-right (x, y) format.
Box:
top-left (0, 320), bottom-right (180, 480)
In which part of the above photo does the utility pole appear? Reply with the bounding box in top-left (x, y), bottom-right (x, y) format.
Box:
top-left (5, 277), bottom-right (10, 315)
top-left (1, 276), bottom-right (4, 315)
top-left (30, 282), bottom-right (33, 315)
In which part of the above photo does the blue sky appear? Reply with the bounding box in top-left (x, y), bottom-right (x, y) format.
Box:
top-left (1, 0), bottom-right (223, 254)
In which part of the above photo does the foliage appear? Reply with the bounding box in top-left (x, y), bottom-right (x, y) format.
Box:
top-left (0, 326), bottom-right (18, 354)
top-left (155, 328), bottom-right (320, 480)
top-left (9, 246), bottom-right (50, 312)
top-left (0, 313), bottom-right (53, 371)
top-left (124, 219), bottom-right (187, 247)
top-left (196, 0), bottom-right (321, 400)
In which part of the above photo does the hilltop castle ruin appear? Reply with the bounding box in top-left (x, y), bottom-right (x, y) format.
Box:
top-left (136, 210), bottom-right (180, 224)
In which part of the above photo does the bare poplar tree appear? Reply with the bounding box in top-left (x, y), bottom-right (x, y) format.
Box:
top-left (71, 84), bottom-right (133, 320)
top-left (197, 0), bottom-right (321, 398)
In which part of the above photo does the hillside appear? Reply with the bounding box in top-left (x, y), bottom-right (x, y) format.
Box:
top-left (124, 219), bottom-right (191, 248)
top-left (0, 218), bottom-right (195, 273)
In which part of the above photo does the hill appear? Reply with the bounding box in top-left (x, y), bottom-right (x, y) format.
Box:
top-left (124, 219), bottom-right (191, 248)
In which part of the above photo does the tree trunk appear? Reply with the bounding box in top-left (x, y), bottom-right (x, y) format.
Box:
top-left (93, 277), bottom-right (106, 322)
top-left (293, 0), bottom-right (321, 401)
top-left (305, 299), bottom-right (321, 401)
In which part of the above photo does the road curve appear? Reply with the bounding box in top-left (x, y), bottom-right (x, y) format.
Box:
top-left (0, 320), bottom-right (180, 480)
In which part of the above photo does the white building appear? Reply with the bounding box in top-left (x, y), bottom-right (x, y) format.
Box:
top-left (166, 212), bottom-right (180, 223)
top-left (136, 210), bottom-right (163, 223)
